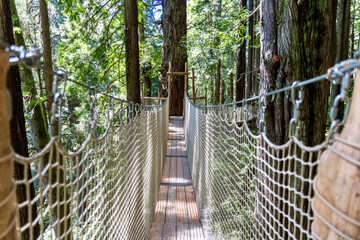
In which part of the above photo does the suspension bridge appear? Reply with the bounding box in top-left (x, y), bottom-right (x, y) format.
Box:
top-left (0, 47), bottom-right (359, 240)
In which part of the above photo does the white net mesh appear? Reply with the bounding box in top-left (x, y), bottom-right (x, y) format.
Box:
top-left (184, 94), bottom-right (326, 239)
top-left (11, 100), bottom-right (169, 240)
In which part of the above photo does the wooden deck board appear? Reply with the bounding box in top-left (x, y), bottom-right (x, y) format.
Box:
top-left (149, 117), bottom-right (204, 239)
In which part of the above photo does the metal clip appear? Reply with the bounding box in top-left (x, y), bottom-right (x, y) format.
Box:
top-left (258, 94), bottom-right (266, 134)
top-left (49, 71), bottom-right (66, 138)
top-left (232, 103), bottom-right (237, 123)
top-left (289, 82), bottom-right (304, 139)
top-left (328, 72), bottom-right (351, 142)
top-left (244, 102), bottom-right (248, 122)
top-left (88, 86), bottom-right (96, 134)
top-left (5, 45), bottom-right (41, 67)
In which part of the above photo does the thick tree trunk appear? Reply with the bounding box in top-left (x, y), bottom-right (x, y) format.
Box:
top-left (236, 0), bottom-right (247, 102)
top-left (214, 59), bottom-right (221, 104)
top-left (39, 0), bottom-right (54, 112)
top-left (260, 0), bottom-right (337, 239)
top-left (0, 1), bottom-right (40, 239)
top-left (246, 0), bottom-right (254, 98)
top-left (161, 0), bottom-right (187, 115)
top-left (125, 0), bottom-right (140, 104)
top-left (261, 0), bottom-right (337, 146)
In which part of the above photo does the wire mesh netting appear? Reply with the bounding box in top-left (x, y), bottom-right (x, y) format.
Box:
top-left (184, 94), bottom-right (326, 240)
top-left (9, 99), bottom-right (169, 240)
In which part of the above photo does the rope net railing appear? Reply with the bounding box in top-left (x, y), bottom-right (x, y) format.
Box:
top-left (11, 98), bottom-right (169, 240)
top-left (184, 59), bottom-right (360, 239)
top-left (0, 45), bottom-right (170, 240)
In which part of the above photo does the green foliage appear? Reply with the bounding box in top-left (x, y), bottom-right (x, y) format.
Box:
top-left (187, 0), bottom-right (254, 104)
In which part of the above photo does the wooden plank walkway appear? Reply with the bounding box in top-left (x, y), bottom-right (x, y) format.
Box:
top-left (148, 116), bottom-right (204, 240)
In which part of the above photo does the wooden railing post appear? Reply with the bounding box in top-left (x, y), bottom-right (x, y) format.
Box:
top-left (313, 68), bottom-right (360, 239)
top-left (0, 49), bottom-right (17, 239)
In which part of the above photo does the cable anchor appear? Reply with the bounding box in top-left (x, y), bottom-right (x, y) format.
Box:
top-left (289, 82), bottom-right (304, 139)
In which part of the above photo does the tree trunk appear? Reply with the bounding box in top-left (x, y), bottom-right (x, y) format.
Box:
top-left (39, 1), bottom-right (72, 238)
top-left (139, 17), bottom-right (152, 104)
top-left (261, 0), bottom-right (337, 146)
top-left (10, 0), bottom-right (49, 154)
top-left (229, 72), bottom-right (234, 102)
top-left (350, 0), bottom-right (355, 58)
top-left (336, 0), bottom-right (351, 63)
top-left (220, 71), bottom-right (225, 104)
top-left (161, 0), bottom-right (187, 116)
top-left (214, 58), bottom-right (221, 104)
top-left (236, 0), bottom-right (247, 102)
top-left (260, 1), bottom-right (337, 239)
top-left (252, 0), bottom-right (260, 95)
top-left (0, 1), bottom-right (40, 239)
top-left (330, 0), bottom-right (350, 128)
top-left (39, 0), bottom-right (54, 112)
top-left (125, 0), bottom-right (140, 104)
top-left (246, 0), bottom-right (254, 98)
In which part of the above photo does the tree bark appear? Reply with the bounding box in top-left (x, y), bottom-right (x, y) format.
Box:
top-left (0, 1), bottom-right (40, 239)
top-left (39, 0), bottom-right (54, 112)
top-left (252, 0), bottom-right (260, 95)
top-left (10, 0), bottom-right (49, 154)
top-left (330, 0), bottom-right (351, 117)
top-left (260, 1), bottom-right (337, 239)
top-left (161, 0), bottom-right (187, 115)
top-left (336, 0), bottom-right (351, 63)
top-left (125, 0), bottom-right (140, 104)
top-left (350, 0), bottom-right (355, 58)
top-left (229, 72), bottom-right (234, 102)
top-left (220, 70), bottom-right (225, 104)
top-left (261, 0), bottom-right (337, 146)
top-left (39, 1), bottom-right (72, 238)
top-left (236, 0), bottom-right (247, 102)
top-left (139, 17), bottom-right (152, 104)
top-left (214, 58), bottom-right (221, 104)
top-left (246, 0), bottom-right (254, 98)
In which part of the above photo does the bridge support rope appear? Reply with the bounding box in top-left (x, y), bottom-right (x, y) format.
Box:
top-left (183, 63), bottom-right (360, 239)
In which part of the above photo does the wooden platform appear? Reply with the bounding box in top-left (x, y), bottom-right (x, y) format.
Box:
top-left (148, 117), bottom-right (204, 240)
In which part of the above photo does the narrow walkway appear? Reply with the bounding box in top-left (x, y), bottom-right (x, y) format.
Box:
top-left (148, 117), bottom-right (204, 240)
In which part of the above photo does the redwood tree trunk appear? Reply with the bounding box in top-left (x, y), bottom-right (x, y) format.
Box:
top-left (236, 0), bottom-right (247, 102)
top-left (0, 1), bottom-right (40, 239)
top-left (161, 0), bottom-right (187, 116)
top-left (39, 0), bottom-right (54, 112)
top-left (260, 1), bottom-right (337, 239)
top-left (261, 0), bottom-right (337, 146)
top-left (125, 0), bottom-right (140, 104)
top-left (246, 0), bottom-right (254, 98)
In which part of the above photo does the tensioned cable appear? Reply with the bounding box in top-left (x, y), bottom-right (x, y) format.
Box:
top-left (39, 64), bottom-right (126, 102)
top-left (199, 61), bottom-right (360, 108)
